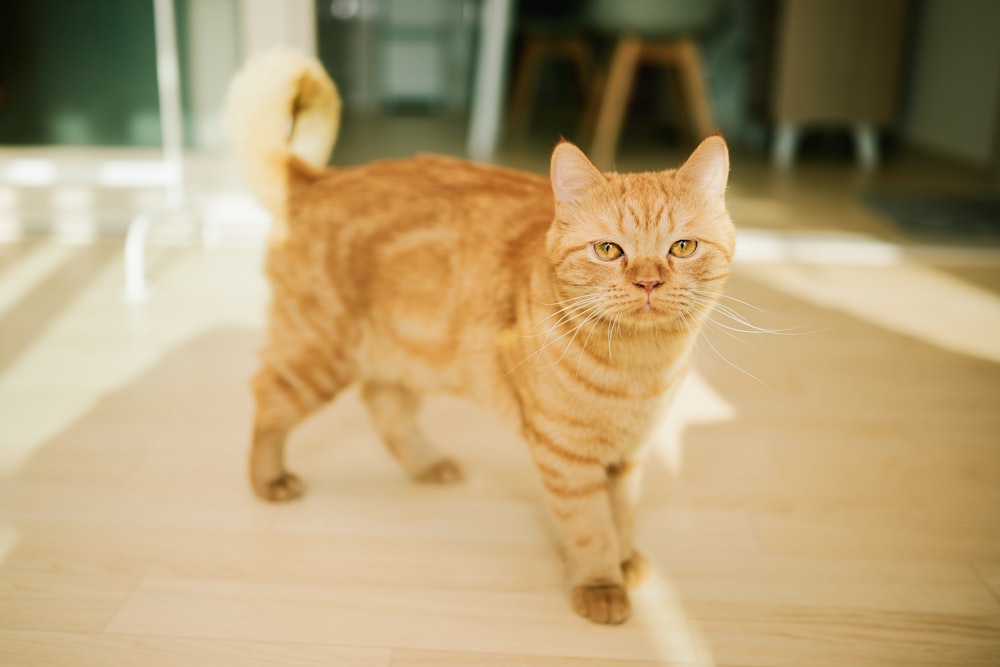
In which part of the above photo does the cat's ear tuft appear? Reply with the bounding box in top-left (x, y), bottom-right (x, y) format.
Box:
top-left (550, 141), bottom-right (605, 208)
top-left (676, 134), bottom-right (729, 199)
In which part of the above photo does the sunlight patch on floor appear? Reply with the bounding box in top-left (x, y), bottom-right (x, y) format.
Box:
top-left (0, 525), bottom-right (18, 565)
top-left (632, 573), bottom-right (716, 665)
top-left (0, 246), bottom-right (267, 477)
top-left (736, 229), bottom-right (904, 265)
top-left (736, 228), bottom-right (1000, 267)
top-left (0, 244), bottom-right (78, 318)
top-left (652, 369), bottom-right (736, 478)
top-left (744, 260), bottom-right (1000, 363)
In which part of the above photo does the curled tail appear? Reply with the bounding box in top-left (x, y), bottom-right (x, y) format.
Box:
top-left (222, 49), bottom-right (341, 218)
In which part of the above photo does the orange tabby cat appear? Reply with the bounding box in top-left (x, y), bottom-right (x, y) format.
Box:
top-left (224, 50), bottom-right (734, 625)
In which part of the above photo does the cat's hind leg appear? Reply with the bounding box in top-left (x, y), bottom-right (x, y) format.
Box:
top-left (250, 352), bottom-right (352, 501)
top-left (361, 382), bottom-right (463, 484)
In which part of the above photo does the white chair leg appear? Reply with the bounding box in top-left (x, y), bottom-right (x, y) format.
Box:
top-left (123, 212), bottom-right (152, 303)
top-left (854, 123), bottom-right (879, 170)
top-left (198, 209), bottom-right (219, 248)
top-left (772, 122), bottom-right (800, 169)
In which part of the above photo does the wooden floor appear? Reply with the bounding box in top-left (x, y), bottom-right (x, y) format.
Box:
top-left (1, 146), bottom-right (1000, 666)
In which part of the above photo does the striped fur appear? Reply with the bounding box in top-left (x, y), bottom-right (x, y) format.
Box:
top-left (224, 51), bottom-right (734, 625)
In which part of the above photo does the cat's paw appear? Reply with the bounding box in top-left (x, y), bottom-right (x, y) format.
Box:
top-left (416, 458), bottom-right (464, 485)
top-left (570, 582), bottom-right (631, 625)
top-left (621, 551), bottom-right (653, 589)
top-left (252, 472), bottom-right (305, 502)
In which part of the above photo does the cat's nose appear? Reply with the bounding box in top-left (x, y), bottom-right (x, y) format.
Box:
top-left (635, 280), bottom-right (662, 295)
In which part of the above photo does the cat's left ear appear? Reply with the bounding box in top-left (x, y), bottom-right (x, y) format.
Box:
top-left (550, 141), bottom-right (606, 209)
top-left (676, 134), bottom-right (729, 200)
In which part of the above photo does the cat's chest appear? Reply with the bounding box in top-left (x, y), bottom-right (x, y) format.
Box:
top-left (515, 352), bottom-right (687, 460)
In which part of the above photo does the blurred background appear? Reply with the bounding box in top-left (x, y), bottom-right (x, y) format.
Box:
top-left (0, 0), bottom-right (997, 246)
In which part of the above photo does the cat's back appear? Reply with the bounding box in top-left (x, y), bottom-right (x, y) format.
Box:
top-left (285, 152), bottom-right (551, 294)
top-left (291, 153), bottom-right (550, 233)
top-left (277, 154), bottom-right (552, 397)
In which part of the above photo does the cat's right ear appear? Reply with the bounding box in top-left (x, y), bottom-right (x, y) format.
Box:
top-left (550, 141), bottom-right (605, 209)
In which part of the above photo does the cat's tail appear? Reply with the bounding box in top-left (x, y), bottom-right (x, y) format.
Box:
top-left (222, 49), bottom-right (341, 217)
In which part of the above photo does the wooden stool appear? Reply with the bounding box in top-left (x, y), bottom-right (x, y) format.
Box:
top-left (588, 36), bottom-right (715, 168)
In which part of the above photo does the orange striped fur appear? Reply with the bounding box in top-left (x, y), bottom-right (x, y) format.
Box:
top-left (224, 50), bottom-right (734, 625)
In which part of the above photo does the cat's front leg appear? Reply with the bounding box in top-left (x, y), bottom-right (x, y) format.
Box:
top-left (609, 459), bottom-right (652, 588)
top-left (525, 429), bottom-right (630, 624)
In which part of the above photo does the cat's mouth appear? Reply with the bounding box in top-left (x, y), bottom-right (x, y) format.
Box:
top-left (633, 300), bottom-right (666, 318)
top-left (637, 292), bottom-right (663, 314)
top-left (631, 297), bottom-right (685, 324)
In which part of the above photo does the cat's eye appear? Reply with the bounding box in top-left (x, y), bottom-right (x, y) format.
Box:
top-left (669, 239), bottom-right (698, 258)
top-left (593, 241), bottom-right (624, 261)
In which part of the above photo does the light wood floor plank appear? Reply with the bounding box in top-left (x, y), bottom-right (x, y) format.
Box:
top-left (388, 648), bottom-right (707, 667)
top-left (104, 577), bottom-right (702, 663)
top-left (0, 630), bottom-right (391, 667)
top-left (3, 521), bottom-right (565, 593)
top-left (686, 603), bottom-right (1000, 667)
top-left (0, 565), bottom-right (136, 633)
top-left (973, 565), bottom-right (1000, 604)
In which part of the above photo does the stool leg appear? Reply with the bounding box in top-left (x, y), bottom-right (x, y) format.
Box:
top-left (568, 38), bottom-right (594, 110)
top-left (508, 37), bottom-right (545, 136)
top-left (590, 37), bottom-right (642, 168)
top-left (853, 123), bottom-right (879, 170)
top-left (578, 61), bottom-right (606, 148)
top-left (674, 39), bottom-right (715, 140)
top-left (772, 122), bottom-right (800, 169)
top-left (664, 64), bottom-right (692, 146)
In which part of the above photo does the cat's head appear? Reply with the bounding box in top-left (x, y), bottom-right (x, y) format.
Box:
top-left (546, 136), bottom-right (735, 332)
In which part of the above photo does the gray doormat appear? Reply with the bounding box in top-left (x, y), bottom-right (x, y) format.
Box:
top-left (863, 192), bottom-right (1000, 245)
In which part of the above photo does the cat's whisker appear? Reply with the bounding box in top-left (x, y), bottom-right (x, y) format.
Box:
top-left (684, 304), bottom-right (769, 388)
top-left (707, 318), bottom-right (799, 337)
top-left (691, 290), bottom-right (815, 336)
top-left (675, 304), bottom-right (696, 340)
top-left (702, 332), bottom-right (769, 388)
top-left (541, 302), bottom-right (606, 348)
top-left (532, 295), bottom-right (605, 327)
top-left (507, 302), bottom-right (608, 374)
top-left (688, 294), bottom-right (808, 337)
top-left (705, 319), bottom-right (757, 345)
top-left (709, 292), bottom-right (775, 315)
top-left (575, 309), bottom-right (608, 378)
top-left (521, 301), bottom-right (597, 343)
top-left (702, 302), bottom-right (765, 328)
top-left (551, 304), bottom-right (607, 368)
top-left (606, 313), bottom-right (621, 369)
top-left (539, 292), bottom-right (605, 308)
top-left (537, 300), bottom-right (604, 345)
top-left (713, 309), bottom-right (810, 336)
top-left (550, 314), bottom-right (600, 378)
top-left (522, 296), bottom-right (605, 338)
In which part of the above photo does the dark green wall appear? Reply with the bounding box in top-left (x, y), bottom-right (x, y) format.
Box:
top-left (0, 0), bottom-right (163, 146)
